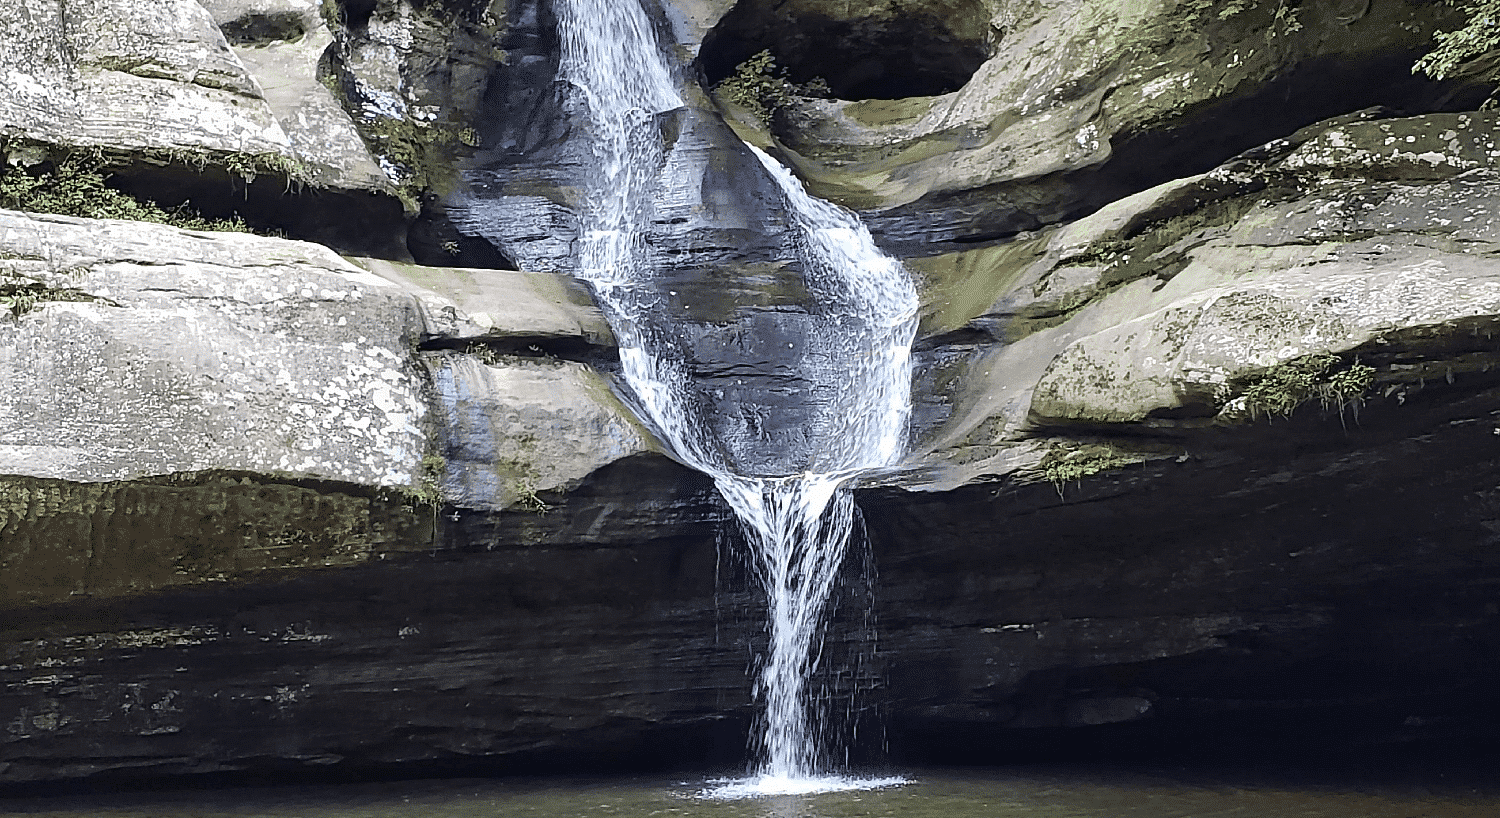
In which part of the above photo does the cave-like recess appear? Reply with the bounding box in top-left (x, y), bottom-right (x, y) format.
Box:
top-left (697, 0), bottom-right (993, 101)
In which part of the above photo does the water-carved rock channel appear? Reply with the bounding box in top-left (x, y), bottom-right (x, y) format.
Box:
top-left (550, 0), bottom-right (916, 788)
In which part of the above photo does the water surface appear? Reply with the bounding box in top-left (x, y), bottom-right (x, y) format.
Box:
top-left (7, 767), bottom-right (1497, 818)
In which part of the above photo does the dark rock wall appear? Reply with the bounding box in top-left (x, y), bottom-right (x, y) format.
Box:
top-left (0, 457), bottom-right (758, 784)
top-left (698, 0), bottom-right (994, 99)
top-left (870, 374), bottom-right (1500, 762)
top-left (10, 384), bottom-right (1500, 784)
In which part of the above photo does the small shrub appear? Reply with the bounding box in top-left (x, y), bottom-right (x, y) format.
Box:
top-left (413, 453), bottom-right (446, 508)
top-left (0, 286), bottom-right (43, 317)
top-left (714, 50), bottom-right (830, 124)
top-left (1170, 0), bottom-right (1300, 46)
top-left (464, 341), bottom-right (503, 366)
top-left (514, 479), bottom-right (551, 514)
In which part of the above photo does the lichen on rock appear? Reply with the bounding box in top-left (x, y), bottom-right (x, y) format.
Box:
top-left (0, 209), bottom-right (430, 488)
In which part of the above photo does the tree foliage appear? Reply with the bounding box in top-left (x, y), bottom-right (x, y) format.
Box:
top-left (1415, 0), bottom-right (1500, 88)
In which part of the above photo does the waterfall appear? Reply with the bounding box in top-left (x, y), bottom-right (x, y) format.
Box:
top-left (552, 0), bottom-right (917, 789)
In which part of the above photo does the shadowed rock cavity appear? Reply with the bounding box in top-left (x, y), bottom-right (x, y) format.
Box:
top-left (218, 11), bottom-right (309, 45)
top-left (699, 0), bottom-right (992, 100)
top-left (99, 162), bottom-right (408, 259)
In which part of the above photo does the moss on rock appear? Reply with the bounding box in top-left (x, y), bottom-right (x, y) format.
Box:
top-left (0, 472), bottom-right (435, 610)
top-left (1036, 443), bottom-right (1143, 494)
top-left (0, 151), bottom-right (253, 232)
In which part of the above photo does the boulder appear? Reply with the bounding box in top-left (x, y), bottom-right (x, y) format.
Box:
top-left (352, 257), bottom-right (613, 346)
top-left (0, 210), bottom-right (663, 610)
top-left (0, 0), bottom-right (292, 159)
top-left (0, 0), bottom-right (411, 255)
top-left (203, 0), bottom-right (393, 192)
top-left (428, 353), bottom-right (658, 511)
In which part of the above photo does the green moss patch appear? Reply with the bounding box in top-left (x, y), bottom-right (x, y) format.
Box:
top-left (0, 472), bottom-right (434, 610)
top-left (356, 117), bottom-right (478, 211)
top-left (1037, 443), bottom-right (1142, 494)
top-left (0, 153), bottom-right (252, 232)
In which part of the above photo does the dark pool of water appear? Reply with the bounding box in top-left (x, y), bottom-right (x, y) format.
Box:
top-left (4, 766), bottom-right (1499, 818)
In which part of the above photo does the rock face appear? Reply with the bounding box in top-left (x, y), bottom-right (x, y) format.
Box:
top-left (0, 457), bottom-right (742, 783)
top-left (205, 0), bottom-right (393, 192)
top-left (906, 110), bottom-right (1500, 487)
top-left (0, 209), bottom-right (655, 598)
top-left (873, 105), bottom-right (1500, 761)
top-left (0, 0), bottom-right (288, 158)
top-left (0, 0), bottom-right (418, 256)
top-left (728, 0), bottom-right (1484, 253)
top-left (2, 0), bottom-right (1500, 789)
top-left (0, 210), bottom-right (427, 487)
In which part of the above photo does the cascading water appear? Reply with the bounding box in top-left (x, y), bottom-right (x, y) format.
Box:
top-left (552, 0), bottom-right (917, 792)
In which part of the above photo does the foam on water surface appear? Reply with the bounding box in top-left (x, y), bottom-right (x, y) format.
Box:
top-left (697, 773), bottom-right (911, 800)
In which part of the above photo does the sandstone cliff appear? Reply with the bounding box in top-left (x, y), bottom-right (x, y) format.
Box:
top-left (1, 0), bottom-right (1498, 785)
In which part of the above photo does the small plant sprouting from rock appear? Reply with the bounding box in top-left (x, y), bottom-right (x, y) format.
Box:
top-left (465, 341), bottom-right (503, 366)
top-left (514, 479), bottom-right (551, 515)
top-left (220, 152), bottom-right (313, 188)
top-left (502, 432), bottom-right (551, 515)
top-left (0, 287), bottom-right (43, 317)
top-left (413, 453), bottom-right (446, 508)
top-left (1170, 0), bottom-right (1301, 47)
top-left (1237, 353), bottom-right (1375, 418)
top-left (1270, 0), bottom-right (1304, 34)
top-left (0, 269), bottom-right (104, 317)
top-left (714, 50), bottom-right (830, 124)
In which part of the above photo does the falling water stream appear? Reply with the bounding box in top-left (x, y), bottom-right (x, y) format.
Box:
top-left (553, 0), bottom-right (918, 793)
